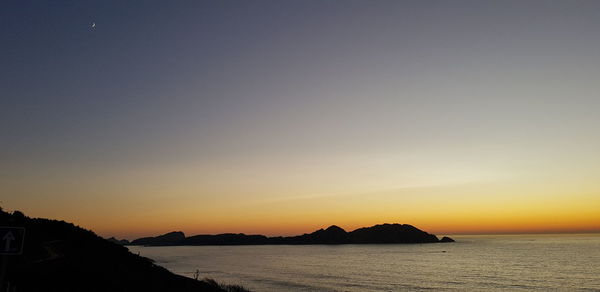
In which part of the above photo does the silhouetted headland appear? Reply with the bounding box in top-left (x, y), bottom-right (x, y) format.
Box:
top-left (440, 236), bottom-right (456, 243)
top-left (0, 207), bottom-right (249, 292)
top-left (130, 224), bottom-right (455, 246)
top-left (130, 231), bottom-right (185, 246)
top-left (107, 236), bottom-right (130, 245)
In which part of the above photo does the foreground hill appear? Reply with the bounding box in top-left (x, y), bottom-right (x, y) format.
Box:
top-left (130, 224), bottom-right (455, 246)
top-left (0, 209), bottom-right (248, 292)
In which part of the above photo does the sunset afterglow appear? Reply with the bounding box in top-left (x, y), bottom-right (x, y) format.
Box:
top-left (2, 1), bottom-right (600, 239)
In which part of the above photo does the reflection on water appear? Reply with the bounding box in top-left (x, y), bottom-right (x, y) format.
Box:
top-left (129, 234), bottom-right (600, 291)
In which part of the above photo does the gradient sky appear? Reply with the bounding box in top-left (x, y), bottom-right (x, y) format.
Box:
top-left (2, 1), bottom-right (600, 239)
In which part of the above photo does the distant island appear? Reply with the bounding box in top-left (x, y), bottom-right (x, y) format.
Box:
top-left (0, 206), bottom-right (453, 292)
top-left (128, 224), bottom-right (455, 246)
top-left (0, 208), bottom-right (249, 292)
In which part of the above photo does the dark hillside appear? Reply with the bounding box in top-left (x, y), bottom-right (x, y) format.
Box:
top-left (0, 209), bottom-right (247, 292)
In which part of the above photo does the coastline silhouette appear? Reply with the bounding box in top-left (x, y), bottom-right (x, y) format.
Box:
top-left (129, 224), bottom-right (455, 246)
top-left (0, 208), bottom-right (250, 292)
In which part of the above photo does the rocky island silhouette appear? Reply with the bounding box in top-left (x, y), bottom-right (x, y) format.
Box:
top-left (129, 224), bottom-right (455, 246)
top-left (0, 206), bottom-right (453, 292)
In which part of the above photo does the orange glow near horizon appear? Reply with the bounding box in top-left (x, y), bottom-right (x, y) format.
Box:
top-left (4, 0), bottom-right (600, 246)
top-left (5, 167), bottom-right (600, 240)
top-left (13, 182), bottom-right (596, 240)
top-left (86, 209), bottom-right (600, 241)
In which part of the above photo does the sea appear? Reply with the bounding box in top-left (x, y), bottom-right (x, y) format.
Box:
top-left (128, 234), bottom-right (600, 291)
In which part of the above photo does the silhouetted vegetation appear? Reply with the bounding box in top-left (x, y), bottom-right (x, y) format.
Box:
top-left (203, 278), bottom-right (251, 292)
top-left (132, 223), bottom-right (455, 246)
top-left (0, 208), bottom-right (250, 292)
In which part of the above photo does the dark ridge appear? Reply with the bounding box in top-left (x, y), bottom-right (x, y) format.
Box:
top-left (0, 208), bottom-right (249, 292)
top-left (274, 225), bottom-right (350, 244)
top-left (184, 234), bottom-right (268, 245)
top-left (349, 223), bottom-right (440, 244)
top-left (440, 236), bottom-right (456, 243)
top-left (131, 231), bottom-right (185, 246)
top-left (132, 224), bottom-right (454, 246)
top-left (107, 236), bottom-right (130, 245)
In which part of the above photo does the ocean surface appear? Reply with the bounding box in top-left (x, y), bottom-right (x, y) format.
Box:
top-left (128, 234), bottom-right (600, 291)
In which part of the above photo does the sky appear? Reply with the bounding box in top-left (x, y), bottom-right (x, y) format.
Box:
top-left (2, 0), bottom-right (600, 239)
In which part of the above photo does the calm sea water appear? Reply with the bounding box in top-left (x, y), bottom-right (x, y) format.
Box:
top-left (128, 234), bottom-right (600, 291)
